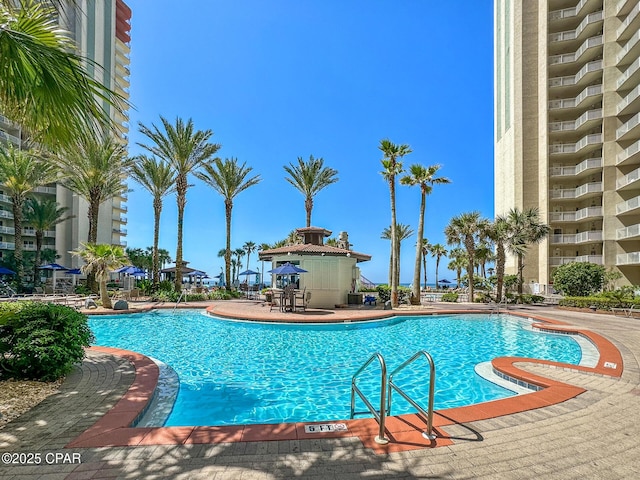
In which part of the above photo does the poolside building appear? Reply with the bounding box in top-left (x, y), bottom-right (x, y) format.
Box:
top-left (494, 0), bottom-right (640, 291)
top-left (258, 227), bottom-right (371, 308)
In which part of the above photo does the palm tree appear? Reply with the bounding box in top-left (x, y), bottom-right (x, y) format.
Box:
top-left (196, 158), bottom-right (261, 291)
top-left (420, 238), bottom-right (431, 290)
top-left (129, 155), bottom-right (176, 290)
top-left (283, 155), bottom-right (338, 227)
top-left (243, 241), bottom-right (257, 273)
top-left (258, 242), bottom-right (271, 286)
top-left (56, 135), bottom-right (131, 243)
top-left (157, 248), bottom-right (172, 271)
top-left (430, 243), bottom-right (448, 287)
top-left (505, 207), bottom-right (550, 294)
top-left (447, 247), bottom-right (467, 287)
top-left (23, 197), bottom-right (72, 287)
top-left (0, 145), bottom-right (58, 290)
top-left (379, 139), bottom-right (412, 306)
top-left (445, 212), bottom-right (489, 302)
top-left (72, 243), bottom-right (128, 309)
top-left (400, 164), bottom-right (451, 301)
top-left (0, 1), bottom-right (127, 151)
top-left (380, 227), bottom-right (394, 286)
top-left (487, 216), bottom-right (509, 301)
top-left (138, 117), bottom-right (220, 291)
top-left (234, 247), bottom-right (245, 284)
top-left (381, 223), bottom-right (414, 288)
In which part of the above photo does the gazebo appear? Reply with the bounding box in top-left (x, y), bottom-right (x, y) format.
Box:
top-left (258, 227), bottom-right (371, 308)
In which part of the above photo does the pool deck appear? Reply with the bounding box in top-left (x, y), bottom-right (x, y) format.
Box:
top-left (1, 300), bottom-right (639, 479)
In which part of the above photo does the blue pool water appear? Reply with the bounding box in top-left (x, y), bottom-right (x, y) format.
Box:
top-left (88, 310), bottom-right (582, 427)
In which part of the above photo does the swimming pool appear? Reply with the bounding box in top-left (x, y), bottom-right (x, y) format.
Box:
top-left (88, 310), bottom-right (583, 427)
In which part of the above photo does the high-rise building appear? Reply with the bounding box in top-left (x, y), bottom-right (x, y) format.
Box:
top-left (0, 1), bottom-right (131, 273)
top-left (494, 0), bottom-right (640, 291)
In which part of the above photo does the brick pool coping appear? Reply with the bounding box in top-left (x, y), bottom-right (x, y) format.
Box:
top-left (67, 309), bottom-right (623, 454)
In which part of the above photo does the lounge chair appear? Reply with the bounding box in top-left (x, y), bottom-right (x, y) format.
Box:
top-left (364, 295), bottom-right (377, 306)
top-left (268, 290), bottom-right (280, 312)
top-left (294, 288), bottom-right (309, 311)
top-left (611, 304), bottom-right (638, 318)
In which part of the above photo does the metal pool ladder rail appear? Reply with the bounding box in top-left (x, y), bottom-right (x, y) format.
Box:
top-left (387, 350), bottom-right (437, 440)
top-left (350, 353), bottom-right (389, 444)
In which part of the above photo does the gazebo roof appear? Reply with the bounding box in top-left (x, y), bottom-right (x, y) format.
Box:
top-left (258, 243), bottom-right (371, 262)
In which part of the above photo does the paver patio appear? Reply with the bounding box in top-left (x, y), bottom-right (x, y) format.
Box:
top-left (0, 301), bottom-right (639, 479)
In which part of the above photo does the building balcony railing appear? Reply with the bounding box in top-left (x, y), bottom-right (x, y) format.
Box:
top-left (0, 242), bottom-right (15, 250)
top-left (616, 195), bottom-right (640, 214)
top-left (0, 210), bottom-right (14, 219)
top-left (112, 228), bottom-right (128, 235)
top-left (32, 186), bottom-right (57, 195)
top-left (617, 29), bottom-right (640, 66)
top-left (617, 167), bottom-right (640, 190)
top-left (617, 57), bottom-right (640, 90)
top-left (549, 11), bottom-right (603, 43)
top-left (549, 35), bottom-right (603, 66)
top-left (549, 157), bottom-right (602, 177)
top-left (549, 0), bottom-right (596, 21)
top-left (616, 112), bottom-right (640, 141)
top-left (549, 133), bottom-right (602, 154)
top-left (550, 255), bottom-right (603, 266)
top-left (549, 84), bottom-right (602, 110)
top-left (549, 206), bottom-right (603, 222)
top-left (550, 182), bottom-right (603, 199)
top-left (549, 60), bottom-right (603, 88)
top-left (549, 108), bottom-right (602, 133)
top-left (617, 251), bottom-right (640, 265)
top-left (617, 139), bottom-right (640, 165)
top-left (618, 84), bottom-right (640, 115)
top-left (617, 2), bottom-right (640, 40)
top-left (618, 0), bottom-right (636, 16)
top-left (113, 216), bottom-right (128, 225)
top-left (550, 231), bottom-right (603, 244)
top-left (617, 223), bottom-right (640, 240)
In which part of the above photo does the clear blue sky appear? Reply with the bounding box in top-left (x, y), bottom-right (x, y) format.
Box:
top-left (124, 0), bottom-right (495, 284)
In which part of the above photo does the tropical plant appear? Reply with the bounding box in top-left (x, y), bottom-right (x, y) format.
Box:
top-left (195, 157), bottom-right (261, 291)
top-left (379, 139), bottom-right (412, 307)
top-left (23, 197), bottom-right (71, 287)
top-left (129, 155), bottom-right (176, 290)
top-left (504, 207), bottom-right (550, 294)
top-left (400, 163), bottom-right (450, 302)
top-left (488, 215), bottom-right (509, 301)
top-left (0, 145), bottom-right (58, 290)
top-left (283, 155), bottom-right (338, 227)
top-left (56, 135), bottom-right (131, 244)
top-left (381, 223), bottom-right (414, 289)
top-left (243, 241), bottom-right (257, 273)
top-left (138, 116), bottom-right (220, 291)
top-left (0, 0), bottom-right (127, 151)
top-left (552, 262), bottom-right (605, 297)
top-left (233, 247), bottom-right (245, 283)
top-left (72, 243), bottom-right (129, 309)
top-left (420, 238), bottom-right (432, 290)
top-left (430, 243), bottom-right (448, 287)
top-left (445, 212), bottom-right (489, 302)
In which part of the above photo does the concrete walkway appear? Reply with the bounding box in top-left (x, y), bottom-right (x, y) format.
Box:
top-left (0, 303), bottom-right (639, 479)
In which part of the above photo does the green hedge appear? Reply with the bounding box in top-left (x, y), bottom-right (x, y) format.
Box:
top-left (376, 285), bottom-right (412, 304)
top-left (559, 296), bottom-right (640, 310)
top-left (442, 292), bottom-right (458, 302)
top-left (0, 302), bottom-right (93, 381)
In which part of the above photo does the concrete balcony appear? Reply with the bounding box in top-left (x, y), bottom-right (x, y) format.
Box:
top-left (549, 0), bottom-right (600, 22)
top-left (617, 223), bottom-right (640, 240)
top-left (32, 186), bottom-right (57, 195)
top-left (618, 84), bottom-right (640, 115)
top-left (0, 242), bottom-right (15, 250)
top-left (549, 108), bottom-right (602, 133)
top-left (549, 206), bottom-right (603, 222)
top-left (618, 0), bottom-right (637, 17)
top-left (550, 255), bottom-right (603, 266)
top-left (617, 139), bottom-right (640, 166)
top-left (549, 133), bottom-right (602, 155)
top-left (113, 216), bottom-right (128, 225)
top-left (550, 182), bottom-right (603, 200)
top-left (617, 251), bottom-right (640, 265)
top-left (549, 11), bottom-right (603, 44)
top-left (617, 195), bottom-right (640, 215)
top-left (112, 228), bottom-right (128, 235)
top-left (0, 210), bottom-right (14, 219)
top-left (617, 29), bottom-right (640, 66)
top-left (549, 35), bottom-right (603, 67)
top-left (549, 60), bottom-right (603, 89)
top-left (617, 2), bottom-right (640, 41)
top-left (617, 112), bottom-right (640, 142)
top-left (549, 84), bottom-right (602, 111)
top-left (617, 167), bottom-right (640, 190)
top-left (550, 157), bottom-right (602, 178)
top-left (550, 231), bottom-right (603, 244)
top-left (617, 57), bottom-right (640, 91)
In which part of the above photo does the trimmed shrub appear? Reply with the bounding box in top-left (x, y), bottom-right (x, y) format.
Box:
top-left (442, 292), bottom-right (458, 302)
top-left (552, 262), bottom-right (605, 296)
top-left (0, 303), bottom-right (94, 381)
top-left (559, 296), bottom-right (640, 310)
top-left (376, 285), bottom-right (412, 304)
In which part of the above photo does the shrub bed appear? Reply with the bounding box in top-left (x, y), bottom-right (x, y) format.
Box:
top-left (559, 296), bottom-right (640, 310)
top-left (442, 292), bottom-right (459, 302)
top-left (0, 302), bottom-right (93, 381)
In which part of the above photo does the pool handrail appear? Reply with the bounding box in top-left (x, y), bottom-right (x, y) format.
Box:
top-left (387, 350), bottom-right (437, 440)
top-left (350, 352), bottom-right (388, 445)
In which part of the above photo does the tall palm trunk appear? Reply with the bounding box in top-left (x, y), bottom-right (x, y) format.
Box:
top-left (411, 191), bottom-right (426, 303)
top-left (517, 254), bottom-right (524, 295)
top-left (389, 180), bottom-right (398, 307)
top-left (435, 256), bottom-right (441, 286)
top-left (422, 253), bottom-right (427, 289)
top-left (152, 197), bottom-right (162, 290)
top-left (87, 198), bottom-right (101, 292)
top-left (224, 200), bottom-right (233, 292)
top-left (11, 196), bottom-right (24, 291)
top-left (174, 174), bottom-right (187, 291)
top-left (465, 239), bottom-right (475, 301)
top-left (305, 196), bottom-right (313, 227)
top-left (496, 243), bottom-right (505, 301)
top-left (100, 278), bottom-right (113, 309)
top-left (33, 231), bottom-right (43, 287)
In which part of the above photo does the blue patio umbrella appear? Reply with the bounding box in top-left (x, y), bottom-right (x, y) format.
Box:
top-left (38, 263), bottom-right (68, 290)
top-left (114, 265), bottom-right (144, 275)
top-left (188, 270), bottom-right (207, 277)
top-left (0, 266), bottom-right (15, 275)
top-left (238, 269), bottom-right (259, 276)
top-left (65, 268), bottom-right (82, 275)
top-left (268, 263), bottom-right (308, 275)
